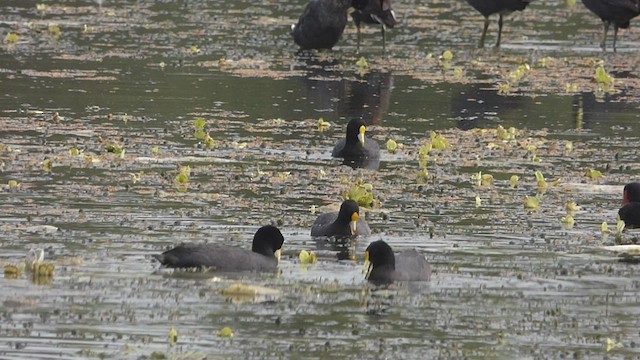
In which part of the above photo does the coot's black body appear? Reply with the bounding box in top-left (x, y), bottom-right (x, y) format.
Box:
top-left (292, 0), bottom-right (353, 50)
top-left (465, 0), bottom-right (532, 47)
top-left (619, 182), bottom-right (640, 228)
top-left (581, 0), bottom-right (640, 51)
top-left (311, 200), bottom-right (371, 238)
top-left (332, 118), bottom-right (380, 160)
top-left (153, 225), bottom-right (284, 272)
top-left (365, 240), bottom-right (431, 284)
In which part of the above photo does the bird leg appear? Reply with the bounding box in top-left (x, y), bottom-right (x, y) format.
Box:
top-left (496, 14), bottom-right (504, 47)
top-left (613, 23), bottom-right (618, 53)
top-left (479, 17), bottom-right (490, 48)
top-left (356, 24), bottom-right (362, 54)
top-left (601, 21), bottom-right (610, 51)
top-left (381, 24), bottom-right (386, 52)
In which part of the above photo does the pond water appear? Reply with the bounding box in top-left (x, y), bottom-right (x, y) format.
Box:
top-left (1, 0), bottom-right (640, 359)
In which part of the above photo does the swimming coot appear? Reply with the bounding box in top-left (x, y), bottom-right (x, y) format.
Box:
top-left (364, 240), bottom-right (431, 284)
top-left (292, 0), bottom-right (353, 50)
top-left (332, 118), bottom-right (380, 159)
top-left (153, 225), bottom-right (284, 272)
top-left (619, 182), bottom-right (640, 228)
top-left (581, 0), bottom-right (640, 51)
top-left (465, 0), bottom-right (532, 47)
top-left (311, 199), bottom-right (371, 237)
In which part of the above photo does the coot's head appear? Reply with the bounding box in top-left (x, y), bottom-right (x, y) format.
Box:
top-left (364, 240), bottom-right (395, 279)
top-left (337, 199), bottom-right (360, 235)
top-left (252, 225), bottom-right (285, 259)
top-left (623, 182), bottom-right (640, 205)
top-left (346, 118), bottom-right (367, 146)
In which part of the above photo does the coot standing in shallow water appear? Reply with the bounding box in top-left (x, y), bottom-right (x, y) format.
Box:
top-left (153, 225), bottom-right (284, 272)
top-left (364, 240), bottom-right (431, 284)
top-left (580, 0), bottom-right (640, 52)
top-left (332, 118), bottom-right (380, 159)
top-left (292, 0), bottom-right (353, 50)
top-left (465, 0), bottom-right (532, 47)
top-left (351, 0), bottom-right (398, 49)
top-left (619, 182), bottom-right (640, 228)
top-left (311, 199), bottom-right (371, 238)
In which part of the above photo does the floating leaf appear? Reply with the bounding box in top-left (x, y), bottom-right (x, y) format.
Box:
top-left (524, 196), bottom-right (540, 210)
top-left (203, 134), bottom-right (215, 149)
top-left (4, 32), bottom-right (19, 44)
top-left (594, 66), bottom-right (613, 86)
top-left (386, 139), bottom-right (397, 153)
top-left (509, 175), bottom-right (519, 188)
top-left (475, 196), bottom-right (481, 207)
top-left (560, 215), bottom-right (574, 229)
top-left (8, 180), bottom-right (19, 189)
top-left (299, 250), bottom-right (317, 264)
top-left (616, 216), bottom-right (625, 235)
top-left (481, 174), bottom-right (493, 187)
top-left (355, 57), bottom-right (368, 69)
top-left (344, 180), bottom-right (374, 208)
top-left (42, 159), bottom-right (53, 173)
top-left (48, 24), bottom-right (61, 40)
top-left (585, 168), bottom-right (604, 180)
top-left (606, 338), bottom-right (622, 352)
top-left (168, 328), bottom-right (177, 346)
top-left (441, 50), bottom-right (453, 61)
top-left (317, 117), bottom-right (331, 132)
top-left (565, 201), bottom-right (580, 215)
top-left (565, 141), bottom-right (573, 152)
top-left (601, 221), bottom-right (608, 233)
top-left (218, 327), bottom-right (234, 338)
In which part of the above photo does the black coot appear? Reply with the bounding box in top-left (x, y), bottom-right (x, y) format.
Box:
top-left (465, 0), bottom-right (532, 47)
top-left (292, 0), bottom-right (353, 50)
top-left (351, 0), bottom-right (397, 49)
top-left (332, 118), bottom-right (380, 159)
top-left (581, 0), bottom-right (640, 52)
top-left (619, 182), bottom-right (640, 228)
top-left (364, 240), bottom-right (431, 284)
top-left (153, 225), bottom-right (284, 272)
top-left (311, 200), bottom-right (371, 237)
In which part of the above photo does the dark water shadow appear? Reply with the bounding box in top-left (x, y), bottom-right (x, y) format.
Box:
top-left (295, 55), bottom-right (394, 125)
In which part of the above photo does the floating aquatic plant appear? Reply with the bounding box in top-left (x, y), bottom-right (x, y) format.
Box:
top-left (509, 175), bottom-right (519, 188)
top-left (299, 250), bottom-right (317, 264)
top-left (594, 66), bottom-right (613, 86)
top-left (565, 201), bottom-right (579, 215)
top-left (42, 159), bottom-right (53, 173)
top-left (355, 57), bottom-right (368, 69)
top-left (343, 179), bottom-right (374, 208)
top-left (441, 50), bottom-right (453, 62)
top-left (560, 215), bottom-right (574, 229)
top-left (4, 32), bottom-right (19, 44)
top-left (8, 180), bottom-right (19, 189)
top-left (317, 117), bottom-right (330, 132)
top-left (606, 338), bottom-right (622, 352)
top-left (524, 195), bottom-right (540, 211)
top-left (475, 196), bottom-right (481, 207)
top-left (386, 139), bottom-right (397, 153)
top-left (430, 131), bottom-right (448, 150)
top-left (175, 165), bottom-right (190, 192)
top-left (48, 24), bottom-right (61, 41)
top-left (218, 327), bottom-right (234, 338)
top-left (584, 168), bottom-right (604, 180)
top-left (168, 328), bottom-right (177, 346)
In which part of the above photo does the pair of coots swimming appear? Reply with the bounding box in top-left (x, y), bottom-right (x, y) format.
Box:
top-left (155, 200), bottom-right (430, 284)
